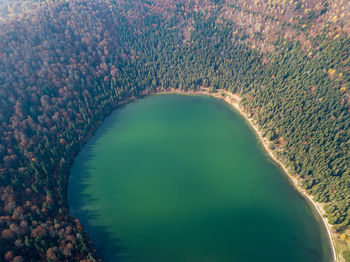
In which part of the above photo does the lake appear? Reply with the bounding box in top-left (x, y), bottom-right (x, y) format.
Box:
top-left (68, 94), bottom-right (332, 262)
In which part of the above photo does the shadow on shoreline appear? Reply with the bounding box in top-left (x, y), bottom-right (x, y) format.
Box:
top-left (67, 105), bottom-right (134, 262)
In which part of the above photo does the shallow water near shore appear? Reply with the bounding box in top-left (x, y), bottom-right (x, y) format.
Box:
top-left (68, 94), bottom-right (332, 262)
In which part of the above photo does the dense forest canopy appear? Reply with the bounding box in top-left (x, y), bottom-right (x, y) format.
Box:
top-left (0, 0), bottom-right (349, 261)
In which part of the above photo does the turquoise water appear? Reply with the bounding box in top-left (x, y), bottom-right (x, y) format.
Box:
top-left (68, 94), bottom-right (332, 262)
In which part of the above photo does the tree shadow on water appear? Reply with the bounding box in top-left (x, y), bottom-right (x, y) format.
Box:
top-left (67, 108), bottom-right (131, 262)
top-left (69, 160), bottom-right (129, 262)
top-left (85, 222), bottom-right (129, 262)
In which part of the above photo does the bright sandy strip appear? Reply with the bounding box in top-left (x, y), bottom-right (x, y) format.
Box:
top-left (159, 88), bottom-right (337, 262)
top-left (212, 90), bottom-right (337, 262)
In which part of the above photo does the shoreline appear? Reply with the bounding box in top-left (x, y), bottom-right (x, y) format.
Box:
top-left (158, 88), bottom-right (338, 262)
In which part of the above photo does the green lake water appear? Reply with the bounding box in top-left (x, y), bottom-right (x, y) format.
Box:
top-left (68, 94), bottom-right (332, 262)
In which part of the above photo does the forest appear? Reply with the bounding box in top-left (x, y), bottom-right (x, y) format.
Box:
top-left (0, 0), bottom-right (349, 261)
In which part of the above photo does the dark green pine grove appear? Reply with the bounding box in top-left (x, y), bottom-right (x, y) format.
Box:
top-left (241, 38), bottom-right (350, 229)
top-left (0, 0), bottom-right (348, 261)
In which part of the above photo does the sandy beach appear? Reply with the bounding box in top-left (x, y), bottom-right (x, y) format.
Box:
top-left (211, 89), bottom-right (337, 262)
top-left (159, 88), bottom-right (338, 262)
